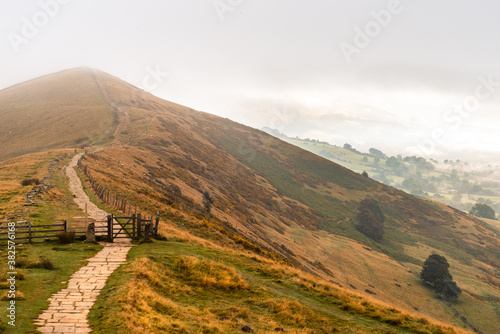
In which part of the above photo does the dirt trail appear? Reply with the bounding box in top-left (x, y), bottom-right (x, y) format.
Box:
top-left (91, 70), bottom-right (130, 144)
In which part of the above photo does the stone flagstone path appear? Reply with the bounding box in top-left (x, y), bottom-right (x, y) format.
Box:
top-left (66, 153), bottom-right (108, 226)
top-left (35, 153), bottom-right (133, 333)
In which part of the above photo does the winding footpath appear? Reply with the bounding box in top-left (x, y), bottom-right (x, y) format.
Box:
top-left (91, 70), bottom-right (130, 144)
top-left (66, 153), bottom-right (108, 226)
top-left (35, 153), bottom-right (133, 334)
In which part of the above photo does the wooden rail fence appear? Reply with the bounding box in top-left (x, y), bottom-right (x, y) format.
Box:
top-left (0, 153), bottom-right (162, 244)
top-left (77, 154), bottom-right (160, 238)
top-left (0, 221), bottom-right (86, 243)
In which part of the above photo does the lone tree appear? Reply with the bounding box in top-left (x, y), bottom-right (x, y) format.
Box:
top-left (469, 203), bottom-right (496, 220)
top-left (202, 191), bottom-right (214, 214)
top-left (356, 198), bottom-right (384, 241)
top-left (421, 254), bottom-right (461, 301)
top-left (362, 171), bottom-right (369, 178)
top-left (359, 198), bottom-right (385, 224)
top-left (437, 280), bottom-right (462, 302)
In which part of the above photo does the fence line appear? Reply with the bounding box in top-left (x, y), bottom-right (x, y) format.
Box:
top-left (0, 221), bottom-right (86, 242)
top-left (77, 154), bottom-right (160, 236)
top-left (0, 153), bottom-right (161, 244)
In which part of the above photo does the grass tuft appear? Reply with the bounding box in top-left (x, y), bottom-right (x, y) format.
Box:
top-left (15, 256), bottom-right (55, 270)
top-left (255, 298), bottom-right (326, 328)
top-left (1, 291), bottom-right (25, 301)
top-left (21, 178), bottom-right (41, 186)
top-left (56, 231), bottom-right (76, 244)
top-left (38, 256), bottom-right (56, 270)
top-left (174, 256), bottom-right (249, 290)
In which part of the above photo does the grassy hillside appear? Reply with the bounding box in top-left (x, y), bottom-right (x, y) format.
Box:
top-left (78, 70), bottom-right (499, 332)
top-left (80, 144), bottom-right (499, 333)
top-left (1, 69), bottom-right (499, 333)
top-left (0, 149), bottom-right (82, 223)
top-left (0, 68), bottom-right (114, 161)
top-left (88, 239), bottom-right (469, 334)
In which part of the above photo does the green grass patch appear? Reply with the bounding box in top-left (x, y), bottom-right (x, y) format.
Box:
top-left (0, 241), bottom-right (103, 333)
top-left (318, 220), bottom-right (422, 266)
top-left (217, 138), bottom-right (354, 221)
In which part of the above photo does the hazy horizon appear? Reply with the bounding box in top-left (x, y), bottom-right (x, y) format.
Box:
top-left (2, 1), bottom-right (500, 163)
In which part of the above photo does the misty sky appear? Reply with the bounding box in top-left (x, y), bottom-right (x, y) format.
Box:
top-left (1, 0), bottom-right (500, 162)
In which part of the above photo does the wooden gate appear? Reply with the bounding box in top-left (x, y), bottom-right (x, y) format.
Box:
top-left (105, 213), bottom-right (159, 242)
top-left (110, 215), bottom-right (134, 239)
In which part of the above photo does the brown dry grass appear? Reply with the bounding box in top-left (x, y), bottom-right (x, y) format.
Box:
top-left (253, 298), bottom-right (327, 328)
top-left (481, 217), bottom-right (500, 232)
top-left (0, 68), bottom-right (113, 161)
top-left (99, 257), bottom-right (358, 333)
top-left (174, 256), bottom-right (249, 291)
top-left (80, 144), bottom-right (493, 331)
top-left (119, 258), bottom-right (196, 333)
top-left (264, 262), bottom-right (472, 334)
top-left (0, 149), bottom-right (73, 220)
top-left (93, 251), bottom-right (472, 334)
top-left (115, 257), bottom-right (251, 334)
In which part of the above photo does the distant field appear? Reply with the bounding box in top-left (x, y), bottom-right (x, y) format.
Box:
top-left (282, 137), bottom-right (500, 217)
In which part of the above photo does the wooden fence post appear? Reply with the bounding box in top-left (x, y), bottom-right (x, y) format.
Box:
top-left (107, 215), bottom-right (113, 242)
top-left (144, 222), bottom-right (151, 241)
top-left (28, 223), bottom-right (32, 243)
top-left (63, 220), bottom-right (68, 233)
top-left (137, 213), bottom-right (142, 238)
top-left (132, 214), bottom-right (136, 239)
top-left (150, 216), bottom-right (154, 236)
top-left (85, 203), bottom-right (88, 230)
top-left (154, 211), bottom-right (160, 236)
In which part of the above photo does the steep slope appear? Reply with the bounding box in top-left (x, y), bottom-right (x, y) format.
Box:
top-left (81, 70), bottom-right (499, 332)
top-left (1, 69), bottom-right (499, 332)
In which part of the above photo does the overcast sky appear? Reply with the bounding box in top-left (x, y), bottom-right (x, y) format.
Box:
top-left (1, 0), bottom-right (500, 162)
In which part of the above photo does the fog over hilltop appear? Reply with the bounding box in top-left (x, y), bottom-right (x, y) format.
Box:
top-left (2, 1), bottom-right (500, 163)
